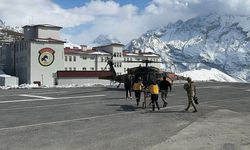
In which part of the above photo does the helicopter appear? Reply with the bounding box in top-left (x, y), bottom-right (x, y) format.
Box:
top-left (99, 57), bottom-right (177, 88)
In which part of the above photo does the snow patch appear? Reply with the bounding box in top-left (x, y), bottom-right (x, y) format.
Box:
top-left (178, 68), bottom-right (239, 82)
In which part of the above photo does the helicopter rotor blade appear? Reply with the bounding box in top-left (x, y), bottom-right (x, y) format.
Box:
top-left (103, 63), bottom-right (109, 70)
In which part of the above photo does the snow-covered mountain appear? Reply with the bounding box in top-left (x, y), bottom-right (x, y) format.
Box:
top-left (126, 13), bottom-right (250, 82)
top-left (92, 34), bottom-right (121, 46)
top-left (0, 19), bottom-right (23, 44)
top-left (64, 42), bottom-right (81, 49)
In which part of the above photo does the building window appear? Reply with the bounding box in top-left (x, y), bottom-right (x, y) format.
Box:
top-left (73, 67), bottom-right (76, 71)
top-left (65, 56), bottom-right (67, 61)
top-left (73, 56), bottom-right (76, 61)
top-left (101, 67), bottom-right (103, 70)
top-left (101, 57), bottom-right (104, 62)
top-left (90, 67), bottom-right (94, 70)
top-left (69, 67), bottom-right (72, 71)
top-left (90, 57), bottom-right (95, 60)
top-left (69, 56), bottom-right (72, 61)
top-left (65, 67), bottom-right (67, 70)
top-left (82, 67), bottom-right (86, 70)
top-left (82, 56), bottom-right (87, 60)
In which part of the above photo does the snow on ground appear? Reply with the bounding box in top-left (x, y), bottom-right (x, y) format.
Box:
top-left (0, 68), bottom-right (245, 90)
top-left (178, 68), bottom-right (239, 82)
top-left (0, 83), bottom-right (114, 90)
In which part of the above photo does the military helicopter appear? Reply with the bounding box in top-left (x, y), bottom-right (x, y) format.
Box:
top-left (99, 57), bottom-right (177, 88)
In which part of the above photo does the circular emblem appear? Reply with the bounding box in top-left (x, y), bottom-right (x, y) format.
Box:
top-left (38, 48), bottom-right (55, 66)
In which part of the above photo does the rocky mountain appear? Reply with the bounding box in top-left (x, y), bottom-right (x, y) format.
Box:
top-left (0, 19), bottom-right (23, 44)
top-left (126, 13), bottom-right (250, 82)
top-left (92, 34), bottom-right (121, 46)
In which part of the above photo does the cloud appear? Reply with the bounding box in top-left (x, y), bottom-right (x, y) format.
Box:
top-left (1, 0), bottom-right (250, 45)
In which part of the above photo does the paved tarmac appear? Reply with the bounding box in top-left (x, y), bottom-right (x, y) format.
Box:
top-left (0, 82), bottom-right (249, 150)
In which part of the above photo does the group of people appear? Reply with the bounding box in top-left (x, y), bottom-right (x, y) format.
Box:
top-left (124, 75), bottom-right (198, 112)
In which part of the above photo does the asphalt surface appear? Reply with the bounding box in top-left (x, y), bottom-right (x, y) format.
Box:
top-left (0, 82), bottom-right (249, 150)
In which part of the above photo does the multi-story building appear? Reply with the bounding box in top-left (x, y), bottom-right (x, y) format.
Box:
top-left (0, 24), bottom-right (65, 86)
top-left (64, 45), bottom-right (161, 75)
top-left (0, 24), bottom-right (161, 86)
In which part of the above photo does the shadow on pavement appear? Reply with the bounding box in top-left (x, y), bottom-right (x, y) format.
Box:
top-left (106, 104), bottom-right (138, 111)
top-left (144, 110), bottom-right (187, 113)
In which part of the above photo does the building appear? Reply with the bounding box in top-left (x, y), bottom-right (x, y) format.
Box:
top-left (0, 24), bottom-right (161, 86)
top-left (64, 44), bottom-right (161, 75)
top-left (0, 24), bottom-right (65, 86)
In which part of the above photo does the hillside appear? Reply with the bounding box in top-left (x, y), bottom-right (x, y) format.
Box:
top-left (126, 13), bottom-right (250, 82)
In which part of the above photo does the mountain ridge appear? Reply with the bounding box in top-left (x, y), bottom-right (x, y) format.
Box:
top-left (126, 13), bottom-right (250, 81)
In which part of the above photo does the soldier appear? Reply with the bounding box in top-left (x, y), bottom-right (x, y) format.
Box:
top-left (183, 77), bottom-right (198, 112)
top-left (124, 75), bottom-right (132, 100)
top-left (133, 77), bottom-right (144, 106)
top-left (159, 76), bottom-right (172, 107)
top-left (149, 80), bottom-right (160, 111)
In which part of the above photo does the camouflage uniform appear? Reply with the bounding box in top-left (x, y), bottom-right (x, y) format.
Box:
top-left (183, 77), bottom-right (197, 112)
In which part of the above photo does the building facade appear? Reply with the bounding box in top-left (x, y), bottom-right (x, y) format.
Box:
top-left (64, 44), bottom-right (161, 76)
top-left (0, 24), bottom-right (161, 86)
top-left (0, 24), bottom-right (65, 86)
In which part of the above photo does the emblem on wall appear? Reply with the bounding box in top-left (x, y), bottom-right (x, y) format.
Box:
top-left (38, 48), bottom-right (55, 66)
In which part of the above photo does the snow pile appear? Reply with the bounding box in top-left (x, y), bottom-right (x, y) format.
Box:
top-left (64, 42), bottom-right (81, 49)
top-left (0, 82), bottom-right (113, 90)
top-left (0, 74), bottom-right (11, 77)
top-left (178, 68), bottom-right (239, 82)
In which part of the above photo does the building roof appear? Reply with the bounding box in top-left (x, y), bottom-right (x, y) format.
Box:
top-left (123, 51), bottom-right (160, 57)
top-left (64, 46), bottom-right (159, 58)
top-left (32, 38), bottom-right (65, 43)
top-left (23, 24), bottom-right (62, 29)
top-left (64, 47), bottom-right (110, 55)
top-left (57, 71), bottom-right (113, 78)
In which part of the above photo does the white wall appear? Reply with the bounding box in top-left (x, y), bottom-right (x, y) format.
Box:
top-left (64, 54), bottom-right (96, 71)
top-left (30, 42), bottom-right (64, 86)
top-left (57, 77), bottom-right (111, 86)
top-left (37, 27), bottom-right (60, 40)
top-left (0, 76), bottom-right (19, 86)
top-left (64, 54), bottom-right (111, 71)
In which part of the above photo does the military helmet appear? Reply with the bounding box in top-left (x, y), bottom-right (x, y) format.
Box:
top-left (186, 77), bottom-right (192, 82)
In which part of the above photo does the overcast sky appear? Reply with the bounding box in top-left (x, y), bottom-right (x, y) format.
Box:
top-left (1, 0), bottom-right (250, 45)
